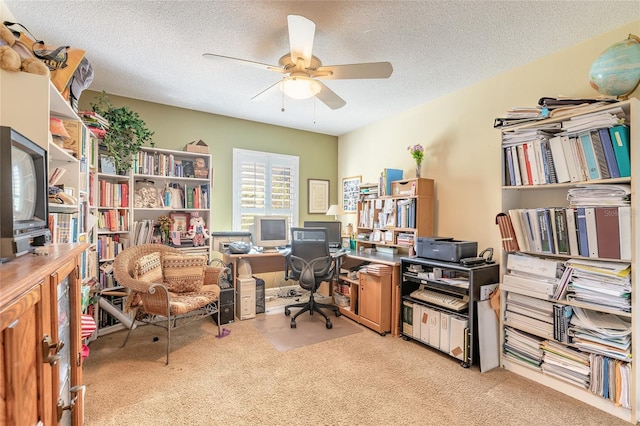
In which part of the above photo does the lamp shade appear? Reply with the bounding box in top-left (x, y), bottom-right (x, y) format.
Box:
top-left (279, 76), bottom-right (321, 99)
top-left (326, 204), bottom-right (340, 219)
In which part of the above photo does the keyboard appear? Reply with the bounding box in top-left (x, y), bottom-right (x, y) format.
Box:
top-left (410, 288), bottom-right (468, 311)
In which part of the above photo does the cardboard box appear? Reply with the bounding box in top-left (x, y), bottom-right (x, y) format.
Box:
top-left (61, 119), bottom-right (81, 158)
top-left (184, 139), bottom-right (209, 153)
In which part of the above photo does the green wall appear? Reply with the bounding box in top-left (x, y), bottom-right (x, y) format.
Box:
top-left (80, 90), bottom-right (339, 231)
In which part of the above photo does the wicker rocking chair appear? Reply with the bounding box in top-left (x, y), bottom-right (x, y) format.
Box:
top-left (113, 244), bottom-right (222, 364)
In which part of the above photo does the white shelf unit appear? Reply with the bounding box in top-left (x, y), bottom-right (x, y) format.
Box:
top-left (132, 146), bottom-right (214, 258)
top-left (499, 98), bottom-right (639, 423)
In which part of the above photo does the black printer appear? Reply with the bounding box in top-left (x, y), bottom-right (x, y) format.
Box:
top-left (416, 237), bottom-right (477, 263)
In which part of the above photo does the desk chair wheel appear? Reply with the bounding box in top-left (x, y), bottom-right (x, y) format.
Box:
top-left (284, 308), bottom-right (291, 316)
top-left (326, 320), bottom-right (332, 329)
top-left (290, 319), bottom-right (296, 328)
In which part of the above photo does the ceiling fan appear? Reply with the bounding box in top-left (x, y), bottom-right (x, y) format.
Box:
top-left (203, 15), bottom-right (393, 110)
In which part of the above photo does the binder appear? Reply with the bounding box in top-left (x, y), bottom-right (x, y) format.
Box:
top-left (578, 132), bottom-right (600, 180)
top-left (618, 206), bottom-right (631, 261)
top-left (575, 208), bottom-right (590, 257)
top-left (584, 207), bottom-right (599, 258)
top-left (506, 253), bottom-right (558, 279)
top-left (565, 208), bottom-right (580, 256)
top-left (609, 125), bottom-right (631, 177)
top-left (439, 312), bottom-right (451, 354)
top-left (525, 142), bottom-right (539, 185)
top-left (533, 140), bottom-right (547, 184)
top-left (510, 145), bottom-right (522, 186)
top-left (449, 316), bottom-right (468, 361)
top-left (560, 136), bottom-right (581, 182)
top-left (383, 168), bottom-right (403, 196)
top-left (553, 208), bottom-right (569, 254)
top-left (516, 144), bottom-right (530, 185)
top-left (412, 301), bottom-right (422, 340)
top-left (589, 130), bottom-right (610, 179)
top-left (598, 128), bottom-right (620, 178)
top-left (508, 209), bottom-right (529, 252)
top-left (419, 305), bottom-right (430, 343)
top-left (548, 136), bottom-right (570, 183)
top-left (571, 136), bottom-right (589, 181)
top-left (536, 208), bottom-right (554, 254)
top-left (595, 207), bottom-right (620, 260)
top-left (428, 308), bottom-right (441, 348)
top-left (505, 146), bottom-right (515, 186)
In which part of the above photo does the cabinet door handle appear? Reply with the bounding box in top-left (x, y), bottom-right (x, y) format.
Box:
top-left (56, 385), bottom-right (85, 421)
top-left (42, 334), bottom-right (64, 366)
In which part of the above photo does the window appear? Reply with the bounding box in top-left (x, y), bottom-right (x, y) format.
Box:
top-left (232, 149), bottom-right (299, 232)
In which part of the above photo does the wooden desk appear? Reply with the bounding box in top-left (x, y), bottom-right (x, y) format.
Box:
top-left (340, 252), bottom-right (403, 337)
top-left (222, 250), bottom-right (403, 336)
top-left (222, 251), bottom-right (286, 289)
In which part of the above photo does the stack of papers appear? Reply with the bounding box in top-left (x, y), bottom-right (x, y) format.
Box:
top-left (541, 340), bottom-right (590, 388)
top-left (565, 259), bottom-right (631, 312)
top-left (503, 327), bottom-right (544, 369)
top-left (567, 184), bottom-right (631, 207)
top-left (569, 307), bottom-right (631, 361)
top-left (589, 354), bottom-right (630, 408)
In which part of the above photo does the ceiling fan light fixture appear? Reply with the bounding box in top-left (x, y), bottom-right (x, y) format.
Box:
top-left (279, 76), bottom-right (321, 99)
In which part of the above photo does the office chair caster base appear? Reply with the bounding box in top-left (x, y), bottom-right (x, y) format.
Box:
top-left (284, 308), bottom-right (291, 316)
top-left (326, 320), bottom-right (332, 329)
top-left (290, 319), bottom-right (297, 328)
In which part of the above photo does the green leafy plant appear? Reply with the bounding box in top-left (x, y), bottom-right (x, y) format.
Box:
top-left (91, 92), bottom-right (155, 173)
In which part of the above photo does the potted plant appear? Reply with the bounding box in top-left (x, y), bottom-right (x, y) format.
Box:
top-left (91, 91), bottom-right (155, 174)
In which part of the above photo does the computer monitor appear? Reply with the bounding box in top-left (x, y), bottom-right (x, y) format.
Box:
top-left (303, 221), bottom-right (342, 248)
top-left (251, 215), bottom-right (290, 248)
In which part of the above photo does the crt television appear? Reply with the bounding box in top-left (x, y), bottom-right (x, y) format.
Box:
top-left (0, 126), bottom-right (51, 262)
top-left (251, 215), bottom-right (289, 249)
top-left (303, 221), bottom-right (342, 249)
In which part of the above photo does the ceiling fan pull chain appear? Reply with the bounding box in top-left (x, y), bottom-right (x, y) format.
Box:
top-left (281, 77), bottom-right (286, 112)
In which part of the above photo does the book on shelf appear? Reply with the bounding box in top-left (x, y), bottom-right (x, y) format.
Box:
top-left (598, 128), bottom-right (620, 178)
top-left (495, 213), bottom-right (519, 252)
top-left (609, 125), bottom-right (630, 177)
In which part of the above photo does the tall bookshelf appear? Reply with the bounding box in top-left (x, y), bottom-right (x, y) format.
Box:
top-left (91, 145), bottom-right (214, 335)
top-left (0, 69), bottom-right (95, 422)
top-left (499, 98), bottom-right (639, 422)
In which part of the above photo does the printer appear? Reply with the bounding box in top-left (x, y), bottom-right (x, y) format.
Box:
top-left (416, 237), bottom-right (477, 263)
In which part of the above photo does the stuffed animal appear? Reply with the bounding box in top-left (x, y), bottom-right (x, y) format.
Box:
top-left (0, 23), bottom-right (49, 76)
top-left (187, 215), bottom-right (210, 247)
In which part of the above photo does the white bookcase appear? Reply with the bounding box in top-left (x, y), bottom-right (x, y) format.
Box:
top-left (499, 98), bottom-right (639, 422)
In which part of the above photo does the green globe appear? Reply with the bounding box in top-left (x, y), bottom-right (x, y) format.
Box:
top-left (589, 35), bottom-right (640, 98)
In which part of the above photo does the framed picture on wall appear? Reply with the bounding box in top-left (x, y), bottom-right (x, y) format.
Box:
top-left (342, 175), bottom-right (361, 213)
top-left (308, 179), bottom-right (330, 214)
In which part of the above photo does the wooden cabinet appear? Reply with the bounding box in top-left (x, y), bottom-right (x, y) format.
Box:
top-left (358, 271), bottom-right (392, 334)
top-left (336, 261), bottom-right (393, 336)
top-left (356, 178), bottom-right (434, 254)
top-left (0, 243), bottom-right (87, 425)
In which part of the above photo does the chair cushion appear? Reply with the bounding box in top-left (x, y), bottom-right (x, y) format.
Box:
top-left (162, 254), bottom-right (207, 293)
top-left (133, 252), bottom-right (163, 283)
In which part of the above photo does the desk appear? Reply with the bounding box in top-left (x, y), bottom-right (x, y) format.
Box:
top-left (222, 251), bottom-right (287, 290)
top-left (222, 250), bottom-right (402, 336)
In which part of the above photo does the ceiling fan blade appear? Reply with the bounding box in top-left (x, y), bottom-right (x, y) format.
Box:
top-left (315, 81), bottom-right (346, 110)
top-left (203, 53), bottom-right (285, 73)
top-left (251, 81), bottom-right (281, 102)
top-left (287, 15), bottom-right (315, 68)
top-left (315, 62), bottom-right (393, 80)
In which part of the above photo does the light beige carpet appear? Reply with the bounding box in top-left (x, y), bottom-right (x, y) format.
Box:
top-left (83, 317), bottom-right (630, 425)
top-left (252, 308), bottom-right (363, 352)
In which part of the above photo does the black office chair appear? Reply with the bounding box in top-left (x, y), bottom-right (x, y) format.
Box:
top-left (284, 227), bottom-right (342, 329)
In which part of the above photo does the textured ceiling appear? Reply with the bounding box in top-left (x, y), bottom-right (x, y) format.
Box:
top-left (3, 1), bottom-right (639, 136)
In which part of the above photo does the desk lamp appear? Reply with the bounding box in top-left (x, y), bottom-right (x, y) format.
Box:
top-left (326, 204), bottom-right (340, 220)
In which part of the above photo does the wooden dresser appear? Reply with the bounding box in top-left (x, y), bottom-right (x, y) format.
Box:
top-left (1, 243), bottom-right (87, 425)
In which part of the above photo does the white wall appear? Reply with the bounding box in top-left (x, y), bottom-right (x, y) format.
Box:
top-left (338, 20), bottom-right (640, 254)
